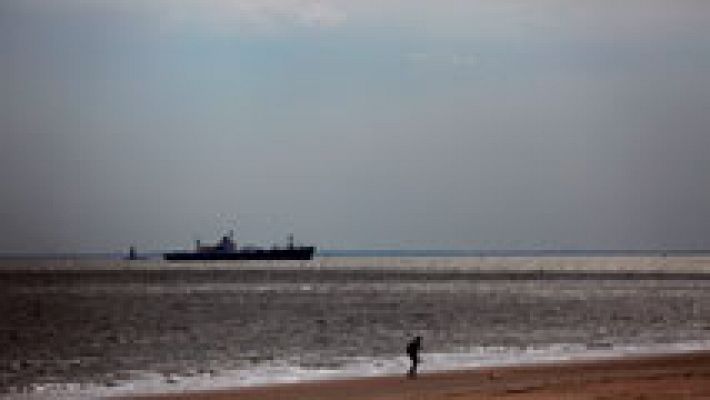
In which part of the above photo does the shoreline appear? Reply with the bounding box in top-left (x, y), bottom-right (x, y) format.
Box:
top-left (124, 350), bottom-right (710, 400)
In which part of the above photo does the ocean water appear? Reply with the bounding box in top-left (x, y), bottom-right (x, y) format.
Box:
top-left (3, 257), bottom-right (710, 398)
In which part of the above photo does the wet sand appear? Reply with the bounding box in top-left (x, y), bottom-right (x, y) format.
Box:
top-left (127, 351), bottom-right (710, 400)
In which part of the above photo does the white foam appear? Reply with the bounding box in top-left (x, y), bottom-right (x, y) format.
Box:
top-left (6, 340), bottom-right (710, 399)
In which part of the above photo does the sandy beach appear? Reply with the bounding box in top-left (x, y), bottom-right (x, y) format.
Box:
top-left (126, 351), bottom-right (710, 400)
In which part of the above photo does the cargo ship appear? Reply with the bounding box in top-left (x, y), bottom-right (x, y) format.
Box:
top-left (163, 232), bottom-right (315, 261)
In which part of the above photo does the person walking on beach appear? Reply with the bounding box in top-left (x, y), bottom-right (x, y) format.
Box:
top-left (406, 336), bottom-right (422, 378)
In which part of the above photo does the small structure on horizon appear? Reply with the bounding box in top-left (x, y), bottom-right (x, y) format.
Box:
top-left (125, 246), bottom-right (144, 261)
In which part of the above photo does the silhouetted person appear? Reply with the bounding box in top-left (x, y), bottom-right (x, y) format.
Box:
top-left (406, 336), bottom-right (422, 378)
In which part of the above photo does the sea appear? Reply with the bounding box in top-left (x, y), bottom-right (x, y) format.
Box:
top-left (3, 253), bottom-right (710, 399)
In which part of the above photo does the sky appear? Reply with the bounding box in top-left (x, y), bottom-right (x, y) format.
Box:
top-left (1, 0), bottom-right (710, 252)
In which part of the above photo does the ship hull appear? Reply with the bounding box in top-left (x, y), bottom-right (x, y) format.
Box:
top-left (163, 247), bottom-right (315, 261)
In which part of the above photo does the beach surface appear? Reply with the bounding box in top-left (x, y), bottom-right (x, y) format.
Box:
top-left (127, 351), bottom-right (710, 400)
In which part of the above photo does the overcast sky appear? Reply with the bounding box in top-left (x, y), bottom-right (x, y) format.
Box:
top-left (2, 0), bottom-right (710, 252)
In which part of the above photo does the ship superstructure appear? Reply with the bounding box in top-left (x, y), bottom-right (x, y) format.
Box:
top-left (163, 232), bottom-right (315, 261)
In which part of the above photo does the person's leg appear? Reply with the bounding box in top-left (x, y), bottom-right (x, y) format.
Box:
top-left (408, 355), bottom-right (416, 378)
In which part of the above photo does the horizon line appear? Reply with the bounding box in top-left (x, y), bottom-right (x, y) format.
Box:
top-left (3, 248), bottom-right (710, 260)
